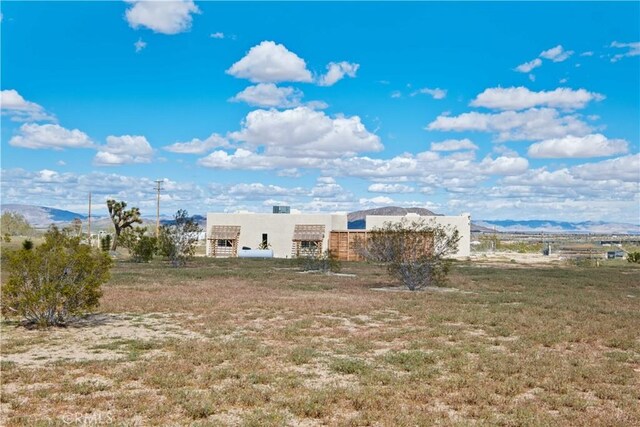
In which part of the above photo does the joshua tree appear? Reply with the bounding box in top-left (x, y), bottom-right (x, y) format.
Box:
top-left (106, 199), bottom-right (142, 251)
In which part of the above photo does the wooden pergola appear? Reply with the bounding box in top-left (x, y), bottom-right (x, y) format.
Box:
top-left (208, 225), bottom-right (241, 257)
top-left (291, 224), bottom-right (325, 258)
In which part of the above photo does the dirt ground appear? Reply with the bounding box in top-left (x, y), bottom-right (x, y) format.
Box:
top-left (1, 258), bottom-right (639, 426)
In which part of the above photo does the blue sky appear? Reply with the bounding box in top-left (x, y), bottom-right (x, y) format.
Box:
top-left (1, 1), bottom-right (639, 222)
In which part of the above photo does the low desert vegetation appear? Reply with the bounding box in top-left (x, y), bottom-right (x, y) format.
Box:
top-left (102, 202), bottom-right (202, 267)
top-left (297, 250), bottom-right (342, 274)
top-left (0, 211), bottom-right (35, 238)
top-left (157, 209), bottom-right (202, 267)
top-left (363, 219), bottom-right (460, 290)
top-left (1, 225), bottom-right (112, 327)
top-left (628, 251), bottom-right (640, 263)
top-left (1, 251), bottom-right (639, 425)
top-left (120, 226), bottom-right (157, 263)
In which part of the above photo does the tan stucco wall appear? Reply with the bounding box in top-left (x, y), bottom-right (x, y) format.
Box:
top-left (206, 213), bottom-right (348, 258)
top-left (364, 213), bottom-right (471, 258)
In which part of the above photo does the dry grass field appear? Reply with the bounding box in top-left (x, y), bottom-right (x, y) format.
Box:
top-left (1, 257), bottom-right (639, 426)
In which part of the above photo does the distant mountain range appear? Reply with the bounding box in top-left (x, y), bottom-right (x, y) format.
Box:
top-left (1, 204), bottom-right (88, 227)
top-left (475, 220), bottom-right (640, 235)
top-left (0, 204), bottom-right (206, 230)
top-left (2, 204), bottom-right (638, 234)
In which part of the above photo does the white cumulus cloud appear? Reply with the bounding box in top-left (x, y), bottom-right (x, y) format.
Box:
top-left (125, 0), bottom-right (200, 35)
top-left (310, 178), bottom-right (347, 198)
top-left (540, 45), bottom-right (574, 62)
top-left (527, 134), bottom-right (629, 158)
top-left (610, 41), bottom-right (640, 62)
top-left (471, 87), bottom-right (604, 111)
top-left (197, 148), bottom-right (322, 170)
top-left (9, 123), bottom-right (93, 150)
top-left (163, 133), bottom-right (229, 154)
top-left (317, 61), bottom-right (360, 86)
top-left (1, 89), bottom-right (56, 122)
top-left (228, 182), bottom-right (305, 198)
top-left (367, 183), bottom-right (415, 193)
top-left (427, 108), bottom-right (592, 141)
top-left (570, 154), bottom-right (640, 182)
top-left (410, 87), bottom-right (447, 99)
top-left (515, 45), bottom-right (574, 75)
top-left (229, 83), bottom-right (304, 108)
top-left (134, 38), bottom-right (147, 52)
top-left (430, 138), bottom-right (478, 151)
top-left (226, 41), bottom-right (313, 83)
top-left (230, 107), bottom-right (382, 158)
top-left (515, 58), bottom-right (542, 73)
top-left (94, 135), bottom-right (154, 165)
top-left (479, 156), bottom-right (529, 176)
top-left (359, 196), bottom-right (395, 206)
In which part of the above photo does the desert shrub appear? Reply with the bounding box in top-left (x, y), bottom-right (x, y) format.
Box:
top-left (120, 227), bottom-right (157, 263)
top-left (21, 239), bottom-right (33, 250)
top-left (100, 235), bottom-right (112, 252)
top-left (1, 226), bottom-right (112, 327)
top-left (1, 211), bottom-right (34, 236)
top-left (158, 209), bottom-right (202, 267)
top-left (132, 235), bottom-right (157, 262)
top-left (298, 250), bottom-right (341, 273)
top-left (363, 219), bottom-right (460, 290)
top-left (627, 251), bottom-right (640, 263)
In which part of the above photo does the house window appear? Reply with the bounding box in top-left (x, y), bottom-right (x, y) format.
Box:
top-left (217, 239), bottom-right (232, 247)
top-left (300, 241), bottom-right (319, 249)
top-left (262, 233), bottom-right (268, 246)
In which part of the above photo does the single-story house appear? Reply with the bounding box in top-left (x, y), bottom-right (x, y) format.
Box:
top-left (206, 210), bottom-right (471, 260)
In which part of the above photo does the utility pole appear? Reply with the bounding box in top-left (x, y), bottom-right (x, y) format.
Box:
top-left (88, 192), bottom-right (92, 247)
top-left (155, 180), bottom-right (163, 238)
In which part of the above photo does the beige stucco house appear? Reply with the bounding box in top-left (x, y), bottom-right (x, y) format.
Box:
top-left (206, 210), bottom-right (471, 259)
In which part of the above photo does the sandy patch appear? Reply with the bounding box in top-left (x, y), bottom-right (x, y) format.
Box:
top-left (470, 251), bottom-right (564, 267)
top-left (1, 312), bottom-right (204, 366)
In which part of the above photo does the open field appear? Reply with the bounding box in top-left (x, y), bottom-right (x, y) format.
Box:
top-left (1, 257), bottom-right (639, 426)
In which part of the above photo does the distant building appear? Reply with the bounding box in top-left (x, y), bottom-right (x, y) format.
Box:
top-left (206, 209), bottom-right (471, 260)
top-left (272, 205), bottom-right (291, 214)
top-left (206, 212), bottom-right (346, 258)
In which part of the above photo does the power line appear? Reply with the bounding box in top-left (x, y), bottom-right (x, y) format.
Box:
top-left (88, 192), bottom-right (92, 247)
top-left (155, 180), bottom-right (163, 238)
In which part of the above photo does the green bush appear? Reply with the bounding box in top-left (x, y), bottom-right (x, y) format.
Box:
top-left (158, 210), bottom-right (202, 267)
top-left (132, 235), bottom-right (157, 262)
top-left (100, 235), bottom-right (112, 252)
top-left (120, 227), bottom-right (157, 263)
top-left (1, 211), bottom-right (34, 236)
top-left (1, 226), bottom-right (112, 327)
top-left (364, 219), bottom-right (460, 290)
top-left (627, 251), bottom-right (640, 263)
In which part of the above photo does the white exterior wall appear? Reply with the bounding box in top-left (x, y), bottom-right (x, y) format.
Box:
top-left (206, 213), bottom-right (348, 258)
top-left (364, 213), bottom-right (471, 258)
